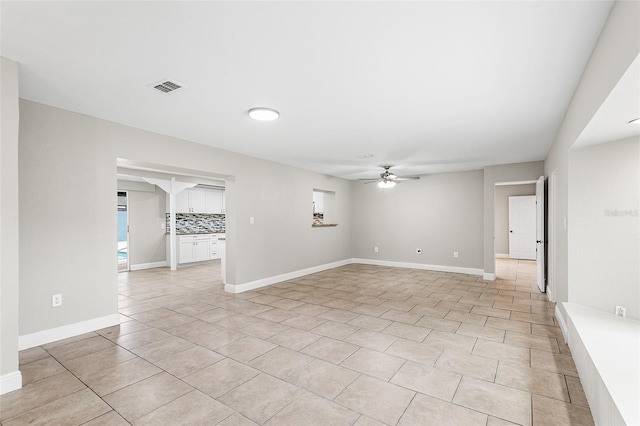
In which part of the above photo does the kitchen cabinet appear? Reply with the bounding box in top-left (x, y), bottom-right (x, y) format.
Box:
top-left (175, 190), bottom-right (191, 213)
top-left (178, 235), bottom-right (210, 264)
top-left (209, 234), bottom-right (218, 259)
top-left (313, 191), bottom-right (324, 213)
top-left (205, 189), bottom-right (224, 214)
top-left (173, 188), bottom-right (225, 214)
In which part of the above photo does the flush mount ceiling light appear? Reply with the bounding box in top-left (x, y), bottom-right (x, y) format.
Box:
top-left (248, 107), bottom-right (280, 121)
top-left (628, 118), bottom-right (640, 124)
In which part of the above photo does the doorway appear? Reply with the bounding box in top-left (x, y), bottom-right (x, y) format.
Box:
top-left (117, 191), bottom-right (129, 272)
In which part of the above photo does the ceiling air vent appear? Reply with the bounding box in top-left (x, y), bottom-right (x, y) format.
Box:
top-left (149, 78), bottom-right (185, 94)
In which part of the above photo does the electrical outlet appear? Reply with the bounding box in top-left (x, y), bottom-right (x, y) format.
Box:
top-left (52, 294), bottom-right (62, 307)
top-left (453, 251), bottom-right (459, 258)
top-left (416, 248), bottom-right (422, 254)
top-left (615, 306), bottom-right (626, 318)
top-left (374, 246), bottom-right (379, 253)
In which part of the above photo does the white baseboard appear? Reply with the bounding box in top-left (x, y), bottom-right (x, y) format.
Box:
top-left (225, 257), bottom-right (488, 294)
top-left (495, 253), bottom-right (509, 259)
top-left (225, 259), bottom-right (353, 293)
top-left (555, 304), bottom-right (568, 342)
top-left (18, 314), bottom-right (120, 351)
top-left (483, 272), bottom-right (496, 281)
top-left (353, 258), bottom-right (484, 277)
top-left (0, 371), bottom-right (22, 395)
top-left (130, 261), bottom-right (168, 271)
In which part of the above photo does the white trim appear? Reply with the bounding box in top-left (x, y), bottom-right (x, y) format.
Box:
top-left (353, 258), bottom-right (484, 277)
top-left (225, 258), bottom-right (489, 293)
top-left (0, 371), bottom-right (22, 395)
top-left (225, 259), bottom-right (353, 293)
top-left (495, 253), bottom-right (509, 259)
top-left (483, 272), bottom-right (496, 281)
top-left (130, 261), bottom-right (168, 271)
top-left (18, 314), bottom-right (120, 351)
top-left (495, 180), bottom-right (537, 186)
top-left (555, 304), bottom-right (568, 342)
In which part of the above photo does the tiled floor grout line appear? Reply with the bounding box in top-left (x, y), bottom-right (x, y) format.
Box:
top-left (4, 260), bottom-right (592, 425)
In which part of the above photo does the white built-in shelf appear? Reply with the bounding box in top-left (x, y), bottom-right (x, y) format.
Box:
top-left (564, 302), bottom-right (640, 426)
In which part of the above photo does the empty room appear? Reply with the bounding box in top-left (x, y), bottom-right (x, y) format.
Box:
top-left (1, 1), bottom-right (638, 425)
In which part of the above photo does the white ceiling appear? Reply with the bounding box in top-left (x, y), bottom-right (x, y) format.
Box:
top-left (1, 1), bottom-right (619, 179)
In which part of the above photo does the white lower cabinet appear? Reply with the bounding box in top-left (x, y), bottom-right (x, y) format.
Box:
top-left (178, 235), bottom-right (210, 264)
top-left (209, 235), bottom-right (218, 259)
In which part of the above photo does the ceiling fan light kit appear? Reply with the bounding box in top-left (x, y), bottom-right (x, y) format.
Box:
top-left (360, 165), bottom-right (420, 189)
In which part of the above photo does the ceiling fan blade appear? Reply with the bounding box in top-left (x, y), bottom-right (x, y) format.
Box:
top-left (364, 180), bottom-right (380, 184)
top-left (358, 178), bottom-right (380, 181)
top-left (395, 176), bottom-right (420, 181)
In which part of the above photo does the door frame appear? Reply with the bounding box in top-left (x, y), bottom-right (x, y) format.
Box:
top-left (117, 191), bottom-right (129, 272)
top-left (547, 170), bottom-right (558, 301)
top-left (535, 176), bottom-right (545, 292)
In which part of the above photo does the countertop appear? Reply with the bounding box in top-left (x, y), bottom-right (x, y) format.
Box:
top-left (167, 232), bottom-right (226, 237)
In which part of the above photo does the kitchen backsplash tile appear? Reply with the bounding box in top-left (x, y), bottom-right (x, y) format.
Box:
top-left (166, 213), bottom-right (225, 234)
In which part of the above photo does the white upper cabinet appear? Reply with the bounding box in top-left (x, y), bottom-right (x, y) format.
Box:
top-left (190, 189), bottom-right (207, 213)
top-left (171, 187), bottom-right (225, 214)
top-left (205, 189), bottom-right (224, 214)
top-left (313, 191), bottom-right (324, 213)
top-left (175, 190), bottom-right (191, 213)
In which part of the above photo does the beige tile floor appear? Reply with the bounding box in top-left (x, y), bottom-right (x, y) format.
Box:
top-left (1, 259), bottom-right (594, 425)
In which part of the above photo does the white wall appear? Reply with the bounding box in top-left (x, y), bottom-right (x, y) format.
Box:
top-left (568, 137), bottom-right (639, 319)
top-left (483, 161), bottom-right (544, 276)
top-left (0, 57), bottom-right (22, 393)
top-left (352, 170), bottom-right (484, 272)
top-left (544, 0), bottom-right (640, 321)
top-left (18, 100), bottom-right (352, 337)
top-left (494, 184), bottom-right (536, 255)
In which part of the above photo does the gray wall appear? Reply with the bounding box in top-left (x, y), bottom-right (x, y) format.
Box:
top-left (544, 0), bottom-right (640, 321)
top-left (494, 184), bottom-right (536, 255)
top-left (352, 170), bottom-right (484, 270)
top-left (483, 161), bottom-right (545, 275)
top-left (569, 137), bottom-right (639, 320)
top-left (18, 100), bottom-right (352, 336)
top-left (0, 58), bottom-right (20, 386)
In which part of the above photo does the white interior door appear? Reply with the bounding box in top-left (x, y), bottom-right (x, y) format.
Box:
top-left (509, 196), bottom-right (536, 260)
top-left (536, 175), bottom-right (545, 292)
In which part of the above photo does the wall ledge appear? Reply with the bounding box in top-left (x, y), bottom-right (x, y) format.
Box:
top-left (0, 371), bottom-right (22, 395)
top-left (564, 302), bottom-right (639, 426)
top-left (19, 314), bottom-right (120, 351)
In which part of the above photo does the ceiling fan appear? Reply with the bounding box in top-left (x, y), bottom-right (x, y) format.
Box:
top-left (359, 165), bottom-right (420, 188)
